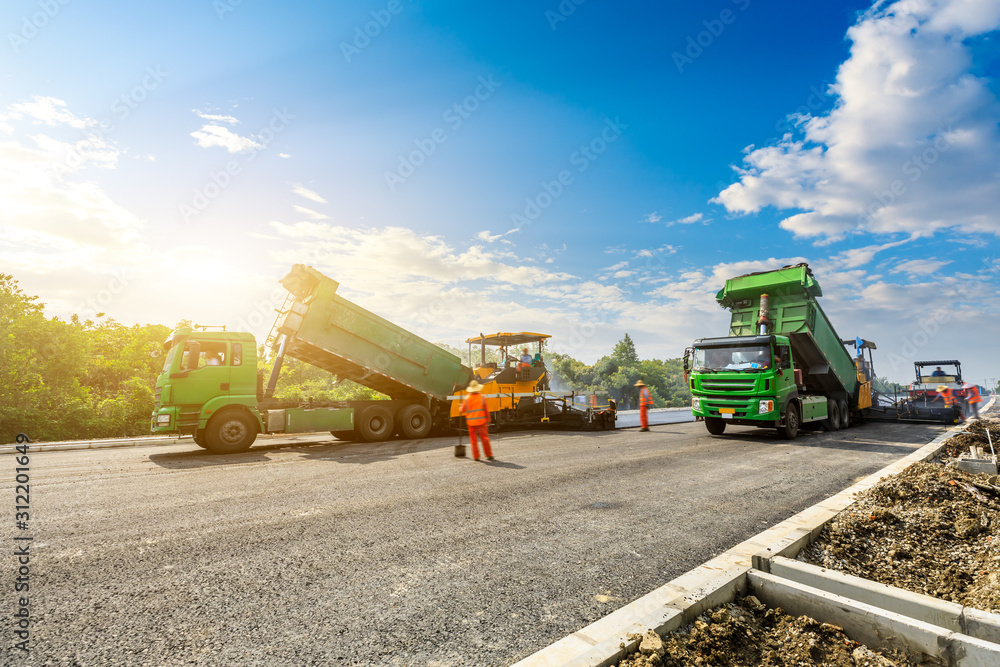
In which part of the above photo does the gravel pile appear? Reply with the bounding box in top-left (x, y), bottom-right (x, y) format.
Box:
top-left (800, 421), bottom-right (1000, 611)
top-left (614, 410), bottom-right (1000, 667)
top-left (614, 595), bottom-right (920, 666)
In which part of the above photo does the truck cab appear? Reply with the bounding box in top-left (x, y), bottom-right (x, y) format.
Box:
top-left (688, 334), bottom-right (819, 438)
top-left (151, 326), bottom-right (261, 451)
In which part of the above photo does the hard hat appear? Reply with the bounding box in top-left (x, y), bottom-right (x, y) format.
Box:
top-left (467, 380), bottom-right (484, 393)
top-left (634, 380), bottom-right (646, 387)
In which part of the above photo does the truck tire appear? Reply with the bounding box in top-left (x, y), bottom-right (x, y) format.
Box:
top-left (780, 404), bottom-right (800, 440)
top-left (824, 399), bottom-right (841, 431)
top-left (331, 430), bottom-right (358, 441)
top-left (193, 430), bottom-right (209, 449)
top-left (358, 405), bottom-right (393, 442)
top-left (205, 410), bottom-right (257, 454)
top-left (397, 404), bottom-right (432, 439)
top-left (705, 418), bottom-right (726, 435)
top-left (838, 400), bottom-right (850, 428)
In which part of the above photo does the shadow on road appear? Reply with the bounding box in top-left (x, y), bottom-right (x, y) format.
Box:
top-left (148, 435), bottom-right (460, 469)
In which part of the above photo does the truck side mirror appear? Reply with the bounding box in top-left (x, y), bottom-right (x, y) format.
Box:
top-left (185, 342), bottom-right (201, 370)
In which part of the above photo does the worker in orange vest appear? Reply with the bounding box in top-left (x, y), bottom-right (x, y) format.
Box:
top-left (964, 383), bottom-right (982, 419)
top-left (635, 379), bottom-right (653, 432)
top-left (936, 385), bottom-right (964, 421)
top-left (459, 380), bottom-right (494, 461)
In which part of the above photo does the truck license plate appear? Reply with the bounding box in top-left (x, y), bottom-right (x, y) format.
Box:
top-left (719, 408), bottom-right (735, 414)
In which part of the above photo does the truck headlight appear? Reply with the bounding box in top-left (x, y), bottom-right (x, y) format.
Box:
top-left (156, 414), bottom-right (171, 425)
top-left (692, 397), bottom-right (701, 411)
top-left (758, 400), bottom-right (774, 414)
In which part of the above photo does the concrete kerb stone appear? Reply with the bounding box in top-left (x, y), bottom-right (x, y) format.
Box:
top-left (515, 397), bottom-right (997, 667)
top-left (748, 570), bottom-right (1000, 666)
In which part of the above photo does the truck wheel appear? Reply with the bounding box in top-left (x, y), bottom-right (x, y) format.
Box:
top-left (705, 418), bottom-right (726, 435)
top-left (824, 399), bottom-right (841, 431)
top-left (780, 404), bottom-right (800, 440)
top-left (331, 430), bottom-right (358, 441)
top-left (358, 405), bottom-right (393, 442)
top-left (205, 410), bottom-right (257, 454)
top-left (838, 400), bottom-right (850, 428)
top-left (193, 430), bottom-right (209, 449)
top-left (397, 404), bottom-right (432, 439)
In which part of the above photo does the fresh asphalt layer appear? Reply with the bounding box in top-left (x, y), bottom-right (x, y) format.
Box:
top-left (2, 419), bottom-right (948, 666)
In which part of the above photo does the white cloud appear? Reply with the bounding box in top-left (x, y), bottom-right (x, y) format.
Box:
top-left (190, 124), bottom-right (263, 153)
top-left (193, 110), bottom-right (239, 124)
top-left (9, 96), bottom-right (96, 130)
top-left (278, 153), bottom-right (291, 158)
top-left (644, 212), bottom-right (662, 223)
top-left (714, 0), bottom-right (1000, 242)
top-left (291, 184), bottom-right (327, 204)
top-left (292, 205), bottom-right (330, 220)
top-left (891, 258), bottom-right (952, 276)
top-left (475, 228), bottom-right (519, 243)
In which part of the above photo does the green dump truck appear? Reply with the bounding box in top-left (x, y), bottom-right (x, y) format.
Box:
top-left (151, 265), bottom-right (473, 454)
top-left (683, 263), bottom-right (871, 439)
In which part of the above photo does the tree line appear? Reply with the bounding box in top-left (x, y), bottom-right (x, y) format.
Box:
top-left (2, 276), bottom-right (683, 443)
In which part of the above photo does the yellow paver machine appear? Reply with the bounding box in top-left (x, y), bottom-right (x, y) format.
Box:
top-left (448, 332), bottom-right (617, 432)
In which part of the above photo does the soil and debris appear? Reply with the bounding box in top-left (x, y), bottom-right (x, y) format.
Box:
top-left (800, 418), bottom-right (1000, 612)
top-left (614, 413), bottom-right (1000, 667)
top-left (614, 595), bottom-right (922, 666)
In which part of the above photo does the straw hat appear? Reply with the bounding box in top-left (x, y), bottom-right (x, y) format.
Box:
top-left (634, 380), bottom-right (646, 387)
top-left (937, 385), bottom-right (947, 392)
top-left (467, 380), bottom-right (484, 393)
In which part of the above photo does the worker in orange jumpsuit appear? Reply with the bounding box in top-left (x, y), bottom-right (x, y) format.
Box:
top-left (936, 385), bottom-right (964, 421)
top-left (635, 379), bottom-right (652, 431)
top-left (460, 380), bottom-right (494, 461)
top-left (964, 383), bottom-right (982, 420)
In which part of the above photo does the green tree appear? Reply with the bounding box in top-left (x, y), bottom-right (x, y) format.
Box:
top-left (612, 333), bottom-right (639, 367)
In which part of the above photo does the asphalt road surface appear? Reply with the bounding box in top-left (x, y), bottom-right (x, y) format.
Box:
top-left (3, 419), bottom-right (947, 666)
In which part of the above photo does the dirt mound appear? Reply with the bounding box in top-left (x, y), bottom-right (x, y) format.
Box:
top-left (800, 461), bottom-right (1000, 611)
top-left (614, 595), bottom-right (920, 666)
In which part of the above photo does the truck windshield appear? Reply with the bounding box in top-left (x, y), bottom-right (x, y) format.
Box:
top-left (693, 344), bottom-right (772, 372)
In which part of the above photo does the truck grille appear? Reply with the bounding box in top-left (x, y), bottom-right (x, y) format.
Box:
top-left (701, 378), bottom-right (756, 392)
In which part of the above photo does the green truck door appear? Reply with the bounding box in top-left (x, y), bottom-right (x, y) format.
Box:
top-left (171, 340), bottom-right (232, 408)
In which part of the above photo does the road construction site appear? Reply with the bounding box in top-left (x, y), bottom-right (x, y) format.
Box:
top-left (1, 415), bottom-right (960, 666)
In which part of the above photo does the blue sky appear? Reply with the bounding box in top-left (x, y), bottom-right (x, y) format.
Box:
top-left (2, 0), bottom-right (1000, 385)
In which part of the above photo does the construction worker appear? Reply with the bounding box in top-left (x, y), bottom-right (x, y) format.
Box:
top-left (459, 380), bottom-right (494, 461)
top-left (636, 379), bottom-right (652, 432)
top-left (518, 348), bottom-right (532, 371)
top-left (936, 385), bottom-right (964, 421)
top-left (964, 383), bottom-right (982, 419)
top-left (931, 367), bottom-right (946, 377)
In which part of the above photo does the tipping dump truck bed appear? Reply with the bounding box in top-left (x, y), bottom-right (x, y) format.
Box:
top-left (274, 264), bottom-right (472, 402)
top-left (717, 263), bottom-right (859, 400)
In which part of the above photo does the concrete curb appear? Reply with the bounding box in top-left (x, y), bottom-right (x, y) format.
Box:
top-left (513, 397), bottom-right (997, 667)
top-left (749, 570), bottom-right (1000, 666)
